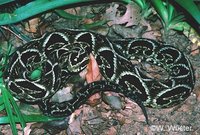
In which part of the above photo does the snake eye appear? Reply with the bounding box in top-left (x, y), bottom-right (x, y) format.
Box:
top-left (29, 68), bottom-right (42, 80)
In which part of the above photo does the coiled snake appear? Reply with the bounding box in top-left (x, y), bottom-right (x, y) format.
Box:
top-left (4, 29), bottom-right (195, 123)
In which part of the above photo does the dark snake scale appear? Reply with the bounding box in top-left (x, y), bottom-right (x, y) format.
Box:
top-left (4, 29), bottom-right (195, 123)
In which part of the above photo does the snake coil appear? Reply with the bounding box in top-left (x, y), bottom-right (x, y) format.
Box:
top-left (4, 29), bottom-right (195, 123)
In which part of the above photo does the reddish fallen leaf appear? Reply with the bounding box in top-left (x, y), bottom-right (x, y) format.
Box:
top-left (104, 127), bottom-right (117, 135)
top-left (23, 123), bottom-right (32, 135)
top-left (86, 53), bottom-right (102, 83)
top-left (85, 53), bottom-right (102, 105)
top-left (104, 3), bottom-right (140, 27)
top-left (25, 18), bottom-right (40, 33)
top-left (67, 114), bottom-right (82, 134)
top-left (191, 44), bottom-right (199, 56)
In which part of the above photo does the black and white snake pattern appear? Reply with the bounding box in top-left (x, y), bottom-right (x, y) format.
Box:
top-left (3, 29), bottom-right (195, 123)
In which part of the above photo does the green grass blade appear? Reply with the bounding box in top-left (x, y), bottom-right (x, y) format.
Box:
top-left (0, 104), bottom-right (5, 111)
top-left (168, 22), bottom-right (185, 31)
top-left (167, 1), bottom-right (175, 22)
top-left (151, 0), bottom-right (168, 27)
top-left (0, 0), bottom-right (14, 5)
top-left (119, 0), bottom-right (132, 4)
top-left (23, 114), bottom-right (64, 122)
top-left (170, 14), bottom-right (185, 24)
top-left (173, 0), bottom-right (200, 24)
top-left (0, 96), bottom-right (5, 111)
top-left (0, 115), bottom-right (17, 124)
top-left (0, 114), bottom-right (64, 124)
top-left (0, 0), bottom-right (97, 25)
top-left (81, 20), bottom-right (108, 29)
top-left (0, 96), bottom-right (3, 104)
top-left (55, 9), bottom-right (84, 20)
top-left (134, 0), bottom-right (145, 9)
top-left (1, 85), bottom-right (18, 135)
top-left (8, 90), bottom-right (26, 129)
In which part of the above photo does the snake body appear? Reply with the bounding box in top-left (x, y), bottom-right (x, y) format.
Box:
top-left (4, 29), bottom-right (195, 122)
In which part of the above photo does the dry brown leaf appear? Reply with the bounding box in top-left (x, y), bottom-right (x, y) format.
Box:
top-left (191, 43), bottom-right (199, 56)
top-left (23, 123), bottom-right (32, 135)
top-left (64, 7), bottom-right (81, 15)
top-left (67, 114), bottom-right (82, 134)
top-left (86, 53), bottom-right (102, 83)
top-left (25, 18), bottom-right (40, 33)
top-left (104, 3), bottom-right (140, 27)
top-left (104, 127), bottom-right (117, 135)
top-left (85, 53), bottom-right (102, 104)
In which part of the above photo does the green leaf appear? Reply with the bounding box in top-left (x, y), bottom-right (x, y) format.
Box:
top-left (1, 85), bottom-right (18, 135)
top-left (119, 0), bottom-right (132, 4)
top-left (8, 90), bottom-right (26, 129)
top-left (0, 114), bottom-right (64, 124)
top-left (170, 14), bottom-right (185, 25)
top-left (23, 114), bottom-right (64, 122)
top-left (169, 21), bottom-right (185, 31)
top-left (0, 0), bottom-right (98, 25)
top-left (166, 1), bottom-right (175, 22)
top-left (135, 0), bottom-right (146, 9)
top-left (151, 0), bottom-right (169, 27)
top-left (0, 0), bottom-right (14, 5)
top-left (55, 9), bottom-right (84, 20)
top-left (0, 96), bottom-right (3, 104)
top-left (29, 68), bottom-right (42, 80)
top-left (0, 81), bottom-right (26, 134)
top-left (0, 104), bottom-right (5, 111)
top-left (173, 0), bottom-right (200, 24)
top-left (81, 20), bottom-right (108, 29)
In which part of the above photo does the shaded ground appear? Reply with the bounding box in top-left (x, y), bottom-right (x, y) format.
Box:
top-left (1, 2), bottom-right (200, 135)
